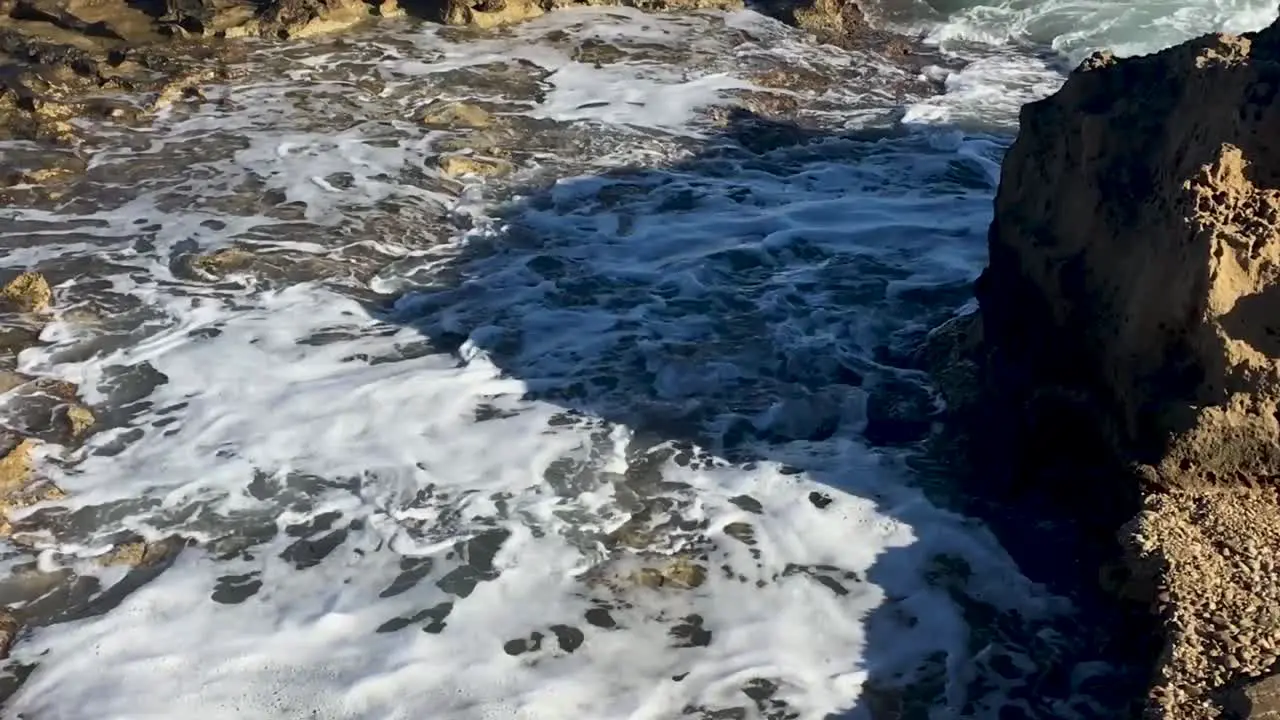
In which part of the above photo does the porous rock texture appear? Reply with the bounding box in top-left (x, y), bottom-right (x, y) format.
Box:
top-left (964, 14), bottom-right (1280, 720)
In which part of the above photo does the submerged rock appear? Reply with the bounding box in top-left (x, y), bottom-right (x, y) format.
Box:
top-left (947, 14), bottom-right (1280, 720)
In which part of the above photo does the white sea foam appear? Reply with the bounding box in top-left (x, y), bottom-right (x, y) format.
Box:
top-left (897, 0), bottom-right (1276, 63)
top-left (892, 0), bottom-right (1275, 128)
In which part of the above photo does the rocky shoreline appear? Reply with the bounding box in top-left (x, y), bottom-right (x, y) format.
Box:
top-left (926, 16), bottom-right (1280, 719)
top-left (0, 0), bottom-right (912, 145)
top-left (5, 0), bottom-right (1280, 714)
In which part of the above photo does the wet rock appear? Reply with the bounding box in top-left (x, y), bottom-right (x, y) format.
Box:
top-left (0, 372), bottom-right (29, 395)
top-left (752, 0), bottom-right (901, 52)
top-left (1, 271), bottom-right (52, 313)
top-left (0, 163), bottom-right (81, 188)
top-left (0, 437), bottom-right (64, 536)
top-left (0, 610), bottom-right (18, 659)
top-left (261, 0), bottom-right (373, 39)
top-left (188, 247), bottom-right (256, 277)
top-left (427, 0), bottom-right (545, 29)
top-left (97, 537), bottom-right (180, 568)
top-left (149, 68), bottom-right (216, 110)
top-left (438, 153), bottom-right (510, 178)
top-left (9, 0), bottom-right (162, 43)
top-left (631, 556), bottom-right (706, 590)
top-left (915, 311), bottom-right (983, 413)
top-left (863, 375), bottom-right (935, 446)
top-left (418, 0), bottom-right (742, 29)
top-left (61, 403), bottom-right (95, 437)
top-left (570, 37), bottom-right (627, 65)
top-left (419, 98), bottom-right (492, 129)
top-left (147, 0), bottom-right (256, 36)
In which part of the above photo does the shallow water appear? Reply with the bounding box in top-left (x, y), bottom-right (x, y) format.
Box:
top-left (0, 4), bottom-right (1273, 719)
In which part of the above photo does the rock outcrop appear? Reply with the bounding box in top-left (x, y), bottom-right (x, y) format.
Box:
top-left (953, 14), bottom-right (1280, 720)
top-left (980, 24), bottom-right (1280, 492)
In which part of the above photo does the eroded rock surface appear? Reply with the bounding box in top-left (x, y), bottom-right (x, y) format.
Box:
top-left (959, 15), bottom-right (1280, 720)
top-left (979, 24), bottom-right (1280, 492)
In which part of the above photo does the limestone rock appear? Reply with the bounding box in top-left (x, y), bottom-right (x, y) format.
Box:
top-left (751, 0), bottom-right (900, 52)
top-left (968, 15), bottom-right (1280, 720)
top-left (62, 403), bottom-right (95, 436)
top-left (0, 372), bottom-right (30, 395)
top-left (0, 438), bottom-right (64, 536)
top-left (0, 610), bottom-right (18, 660)
top-left (438, 153), bottom-right (510, 178)
top-left (1, 271), bottom-right (52, 313)
top-left (149, 68), bottom-right (216, 110)
top-left (976, 20), bottom-right (1280, 490)
top-left (8, 0), bottom-right (163, 43)
top-left (261, 0), bottom-right (373, 38)
top-left (419, 99), bottom-right (492, 129)
top-left (97, 537), bottom-right (180, 568)
top-left (154, 0), bottom-right (261, 36)
top-left (417, 0), bottom-right (741, 29)
top-left (631, 556), bottom-right (706, 590)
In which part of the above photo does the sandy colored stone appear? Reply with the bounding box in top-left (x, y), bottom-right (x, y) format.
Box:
top-left (97, 539), bottom-right (176, 568)
top-left (36, 378), bottom-right (79, 400)
top-left (1131, 489), bottom-right (1280, 718)
top-left (150, 69), bottom-right (217, 111)
top-left (264, 0), bottom-right (373, 38)
top-left (1, 271), bottom-right (52, 313)
top-left (428, 0), bottom-right (742, 29)
top-left (420, 99), bottom-right (493, 129)
top-left (0, 438), bottom-right (63, 536)
top-left (438, 154), bottom-right (511, 178)
top-left (1224, 672), bottom-right (1280, 719)
top-left (630, 556), bottom-right (706, 590)
top-left (963, 15), bottom-right (1280, 720)
top-left (0, 440), bottom-right (36, 496)
top-left (63, 403), bottom-right (95, 436)
top-left (191, 247), bottom-right (256, 276)
top-left (10, 0), bottom-right (164, 43)
top-left (0, 610), bottom-right (18, 660)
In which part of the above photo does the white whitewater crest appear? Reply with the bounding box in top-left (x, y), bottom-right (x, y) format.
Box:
top-left (868, 0), bottom-right (1276, 60)
top-left (0, 3), bottom-right (1271, 720)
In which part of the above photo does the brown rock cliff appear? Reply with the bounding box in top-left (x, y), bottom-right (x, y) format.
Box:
top-left (963, 14), bottom-right (1280, 720)
top-left (978, 23), bottom-right (1280, 491)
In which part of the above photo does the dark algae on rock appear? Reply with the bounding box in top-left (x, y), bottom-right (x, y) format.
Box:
top-left (927, 12), bottom-right (1280, 720)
